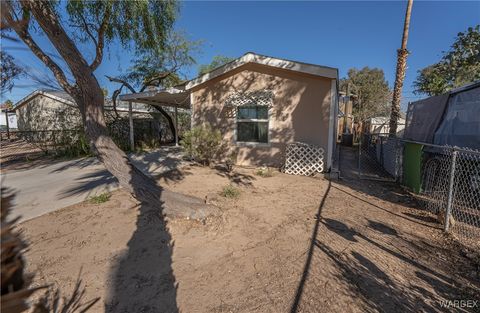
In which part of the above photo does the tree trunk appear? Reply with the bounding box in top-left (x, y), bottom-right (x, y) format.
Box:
top-left (151, 106), bottom-right (177, 143)
top-left (389, 0), bottom-right (413, 137)
top-left (22, 1), bottom-right (206, 212)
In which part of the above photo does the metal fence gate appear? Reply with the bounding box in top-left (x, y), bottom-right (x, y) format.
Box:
top-left (358, 133), bottom-right (401, 181)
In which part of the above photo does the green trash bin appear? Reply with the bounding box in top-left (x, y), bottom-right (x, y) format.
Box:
top-left (403, 142), bottom-right (423, 194)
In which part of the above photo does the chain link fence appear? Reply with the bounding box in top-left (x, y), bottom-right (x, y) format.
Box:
top-left (356, 136), bottom-right (480, 248)
top-left (1, 130), bottom-right (88, 165)
top-left (358, 133), bottom-right (402, 181)
top-left (418, 145), bottom-right (480, 248)
top-left (0, 120), bottom-right (167, 168)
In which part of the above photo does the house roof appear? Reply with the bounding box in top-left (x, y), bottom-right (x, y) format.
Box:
top-left (14, 89), bottom-right (153, 113)
top-left (186, 52), bottom-right (338, 90)
top-left (14, 89), bottom-right (75, 110)
top-left (120, 53), bottom-right (338, 106)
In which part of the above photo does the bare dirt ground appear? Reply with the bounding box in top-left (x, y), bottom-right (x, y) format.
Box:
top-left (19, 164), bottom-right (480, 312)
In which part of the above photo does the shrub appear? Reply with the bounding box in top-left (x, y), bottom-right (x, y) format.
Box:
top-left (220, 184), bottom-right (241, 198)
top-left (181, 125), bottom-right (223, 166)
top-left (255, 167), bottom-right (274, 178)
top-left (89, 192), bottom-right (111, 204)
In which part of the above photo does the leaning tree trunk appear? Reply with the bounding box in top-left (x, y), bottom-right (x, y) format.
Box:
top-left (21, 1), bottom-right (205, 211)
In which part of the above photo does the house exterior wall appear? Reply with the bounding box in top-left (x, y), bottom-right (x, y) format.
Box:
top-left (190, 63), bottom-right (335, 168)
top-left (16, 94), bottom-right (81, 131)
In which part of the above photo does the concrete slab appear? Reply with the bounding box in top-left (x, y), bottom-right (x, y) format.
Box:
top-left (1, 147), bottom-right (185, 222)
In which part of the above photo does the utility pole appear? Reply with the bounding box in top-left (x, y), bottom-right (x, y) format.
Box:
top-left (389, 0), bottom-right (413, 137)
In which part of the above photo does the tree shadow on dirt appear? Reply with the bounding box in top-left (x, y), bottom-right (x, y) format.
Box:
top-left (290, 179), bottom-right (479, 313)
top-left (290, 180), bottom-right (331, 312)
top-left (213, 164), bottom-right (256, 187)
top-left (312, 225), bottom-right (477, 313)
top-left (104, 158), bottom-right (178, 312)
top-left (331, 184), bottom-right (440, 230)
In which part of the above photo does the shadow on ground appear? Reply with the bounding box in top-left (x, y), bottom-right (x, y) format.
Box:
top-left (55, 147), bottom-right (187, 199)
top-left (104, 157), bottom-right (178, 312)
top-left (289, 176), bottom-right (480, 313)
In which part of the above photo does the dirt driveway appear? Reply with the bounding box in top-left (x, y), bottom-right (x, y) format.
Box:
top-left (19, 165), bottom-right (479, 312)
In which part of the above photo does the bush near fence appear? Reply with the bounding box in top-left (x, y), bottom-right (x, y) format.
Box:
top-left (0, 129), bottom-right (89, 163)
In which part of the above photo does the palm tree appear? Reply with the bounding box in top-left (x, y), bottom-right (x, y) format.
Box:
top-left (389, 0), bottom-right (414, 137)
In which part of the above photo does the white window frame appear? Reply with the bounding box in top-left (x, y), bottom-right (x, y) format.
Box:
top-left (235, 106), bottom-right (270, 146)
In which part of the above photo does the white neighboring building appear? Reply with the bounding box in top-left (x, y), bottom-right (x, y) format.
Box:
top-left (0, 110), bottom-right (18, 129)
top-left (364, 116), bottom-right (406, 135)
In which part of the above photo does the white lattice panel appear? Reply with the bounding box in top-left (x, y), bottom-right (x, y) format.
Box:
top-left (284, 142), bottom-right (325, 176)
top-left (225, 89), bottom-right (274, 107)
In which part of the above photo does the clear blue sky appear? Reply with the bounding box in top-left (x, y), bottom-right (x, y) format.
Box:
top-left (3, 1), bottom-right (480, 111)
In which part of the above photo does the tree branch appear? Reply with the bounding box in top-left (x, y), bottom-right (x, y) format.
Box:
top-left (139, 72), bottom-right (172, 92)
top-left (2, 2), bottom-right (76, 95)
top-left (106, 75), bottom-right (137, 93)
top-left (106, 75), bottom-right (136, 120)
top-left (90, 7), bottom-right (110, 71)
top-left (111, 86), bottom-right (123, 119)
top-left (78, 12), bottom-right (97, 47)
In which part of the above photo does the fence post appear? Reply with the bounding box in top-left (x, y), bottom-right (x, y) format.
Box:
top-left (357, 137), bottom-right (362, 178)
top-left (5, 110), bottom-right (10, 140)
top-left (394, 138), bottom-right (399, 182)
top-left (128, 101), bottom-right (135, 151)
top-left (444, 148), bottom-right (458, 232)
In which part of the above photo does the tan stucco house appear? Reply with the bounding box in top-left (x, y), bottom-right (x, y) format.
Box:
top-left (121, 52), bottom-right (339, 171)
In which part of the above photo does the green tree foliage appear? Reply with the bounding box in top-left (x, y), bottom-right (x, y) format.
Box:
top-left (101, 88), bottom-right (108, 97)
top-left (65, 0), bottom-right (178, 53)
top-left (121, 32), bottom-right (201, 90)
top-left (0, 51), bottom-right (22, 94)
top-left (414, 25), bottom-right (480, 96)
top-left (2, 99), bottom-right (14, 110)
top-left (340, 67), bottom-right (391, 121)
top-left (198, 55), bottom-right (235, 75)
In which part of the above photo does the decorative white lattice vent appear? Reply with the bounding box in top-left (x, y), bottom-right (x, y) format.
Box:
top-left (284, 142), bottom-right (325, 176)
top-left (225, 89), bottom-right (274, 107)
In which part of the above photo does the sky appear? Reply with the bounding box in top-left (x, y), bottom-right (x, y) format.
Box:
top-left (3, 1), bottom-right (480, 111)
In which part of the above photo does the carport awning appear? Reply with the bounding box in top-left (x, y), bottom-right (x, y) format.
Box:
top-left (119, 88), bottom-right (190, 109)
top-left (118, 87), bottom-right (190, 150)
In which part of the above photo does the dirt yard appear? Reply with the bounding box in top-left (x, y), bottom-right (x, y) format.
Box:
top-left (19, 164), bottom-right (479, 312)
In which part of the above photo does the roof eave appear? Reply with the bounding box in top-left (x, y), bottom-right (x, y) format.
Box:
top-left (186, 52), bottom-right (338, 90)
top-left (13, 90), bottom-right (75, 110)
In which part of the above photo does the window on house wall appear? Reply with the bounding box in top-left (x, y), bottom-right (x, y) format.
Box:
top-left (236, 106), bottom-right (268, 143)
